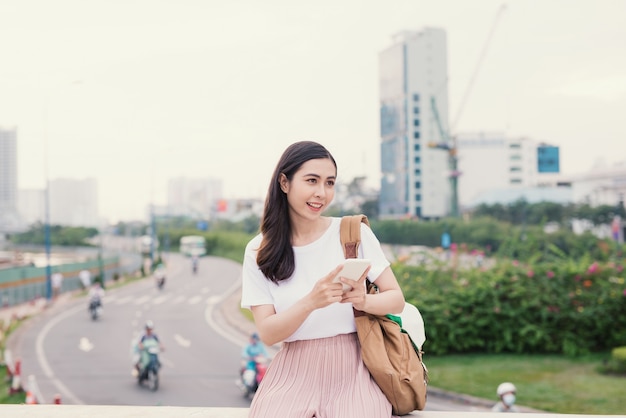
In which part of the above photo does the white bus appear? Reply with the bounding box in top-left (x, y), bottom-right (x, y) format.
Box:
top-left (180, 235), bottom-right (207, 257)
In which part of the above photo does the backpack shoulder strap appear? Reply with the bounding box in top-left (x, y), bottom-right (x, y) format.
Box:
top-left (340, 214), bottom-right (369, 259)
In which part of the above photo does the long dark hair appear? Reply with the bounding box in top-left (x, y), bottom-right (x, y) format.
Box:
top-left (257, 141), bottom-right (337, 284)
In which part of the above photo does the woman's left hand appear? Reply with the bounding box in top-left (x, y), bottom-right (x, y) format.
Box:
top-left (339, 266), bottom-right (370, 311)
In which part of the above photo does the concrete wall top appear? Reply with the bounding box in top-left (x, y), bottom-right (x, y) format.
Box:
top-left (0, 405), bottom-right (622, 418)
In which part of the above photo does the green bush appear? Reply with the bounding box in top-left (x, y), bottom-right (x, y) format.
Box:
top-left (395, 258), bottom-right (626, 356)
top-left (599, 346), bottom-right (626, 375)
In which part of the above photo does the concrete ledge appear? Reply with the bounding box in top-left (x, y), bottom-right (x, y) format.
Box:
top-left (0, 405), bottom-right (622, 417)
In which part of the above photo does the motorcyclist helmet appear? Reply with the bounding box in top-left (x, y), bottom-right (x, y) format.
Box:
top-left (251, 332), bottom-right (259, 342)
top-left (145, 320), bottom-right (155, 330)
top-left (497, 382), bottom-right (516, 396)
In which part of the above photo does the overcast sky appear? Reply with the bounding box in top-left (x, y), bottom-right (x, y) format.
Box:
top-left (1, 0), bottom-right (625, 223)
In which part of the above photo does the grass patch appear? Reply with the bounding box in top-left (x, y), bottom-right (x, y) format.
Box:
top-left (1, 319), bottom-right (27, 404)
top-left (426, 353), bottom-right (626, 414)
top-left (0, 366), bottom-right (26, 404)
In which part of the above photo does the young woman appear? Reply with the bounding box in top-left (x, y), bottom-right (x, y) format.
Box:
top-left (241, 141), bottom-right (406, 417)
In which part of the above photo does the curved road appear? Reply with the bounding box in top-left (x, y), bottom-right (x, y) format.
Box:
top-left (11, 254), bottom-right (252, 407)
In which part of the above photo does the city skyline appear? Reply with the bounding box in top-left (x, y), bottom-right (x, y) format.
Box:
top-left (1, 0), bottom-right (625, 222)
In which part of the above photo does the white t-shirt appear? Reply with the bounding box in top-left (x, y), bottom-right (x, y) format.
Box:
top-left (241, 217), bottom-right (390, 342)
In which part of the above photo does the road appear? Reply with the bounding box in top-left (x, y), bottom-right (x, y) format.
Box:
top-left (9, 252), bottom-right (492, 412)
top-left (11, 254), bottom-right (252, 407)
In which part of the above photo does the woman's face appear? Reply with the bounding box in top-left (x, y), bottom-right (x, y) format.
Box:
top-left (281, 158), bottom-right (336, 221)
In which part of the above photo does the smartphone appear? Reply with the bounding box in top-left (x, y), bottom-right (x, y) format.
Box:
top-left (333, 258), bottom-right (371, 292)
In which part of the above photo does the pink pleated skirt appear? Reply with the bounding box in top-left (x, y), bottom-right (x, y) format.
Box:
top-left (248, 332), bottom-right (401, 418)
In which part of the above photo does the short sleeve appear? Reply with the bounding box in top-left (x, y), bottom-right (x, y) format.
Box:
top-left (359, 223), bottom-right (391, 283)
top-left (241, 235), bottom-right (275, 309)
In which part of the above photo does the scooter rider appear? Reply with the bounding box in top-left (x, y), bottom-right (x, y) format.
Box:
top-left (192, 255), bottom-right (199, 274)
top-left (241, 332), bottom-right (268, 372)
top-left (88, 282), bottom-right (105, 310)
top-left (492, 382), bottom-right (519, 412)
top-left (154, 264), bottom-right (166, 288)
top-left (135, 321), bottom-right (165, 373)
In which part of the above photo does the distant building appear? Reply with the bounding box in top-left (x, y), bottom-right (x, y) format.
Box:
top-left (567, 162), bottom-right (626, 208)
top-left (166, 177), bottom-right (223, 219)
top-left (17, 188), bottom-right (45, 226)
top-left (0, 127), bottom-right (23, 233)
top-left (378, 27), bottom-right (450, 220)
top-left (456, 133), bottom-right (564, 209)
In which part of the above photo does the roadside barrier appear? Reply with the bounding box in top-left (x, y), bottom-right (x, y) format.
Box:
top-left (25, 374), bottom-right (44, 405)
top-left (10, 358), bottom-right (23, 394)
top-left (3, 349), bottom-right (24, 394)
top-left (25, 389), bottom-right (37, 404)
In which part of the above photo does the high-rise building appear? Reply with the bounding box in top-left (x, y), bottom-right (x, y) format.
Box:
top-left (378, 28), bottom-right (450, 219)
top-left (0, 127), bottom-right (22, 233)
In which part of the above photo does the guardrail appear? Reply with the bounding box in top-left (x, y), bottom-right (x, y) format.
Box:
top-left (0, 254), bottom-right (142, 307)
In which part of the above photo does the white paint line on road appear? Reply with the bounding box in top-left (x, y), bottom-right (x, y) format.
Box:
top-left (204, 277), bottom-right (247, 347)
top-left (114, 296), bottom-right (133, 305)
top-left (152, 295), bottom-right (170, 305)
top-left (171, 295), bottom-right (185, 304)
top-left (78, 337), bottom-right (94, 352)
top-left (174, 334), bottom-right (191, 348)
top-left (206, 295), bottom-right (221, 305)
top-left (35, 303), bottom-right (86, 405)
top-left (134, 296), bottom-right (150, 305)
top-left (188, 295), bottom-right (202, 305)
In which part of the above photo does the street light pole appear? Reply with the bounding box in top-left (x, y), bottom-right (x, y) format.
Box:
top-left (44, 179), bottom-right (52, 301)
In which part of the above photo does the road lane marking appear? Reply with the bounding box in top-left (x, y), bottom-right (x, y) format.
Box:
top-left (36, 303), bottom-right (86, 405)
top-left (78, 337), bottom-right (94, 352)
top-left (152, 295), bottom-right (170, 305)
top-left (204, 277), bottom-right (247, 347)
top-left (188, 296), bottom-right (202, 305)
top-left (174, 334), bottom-right (191, 348)
top-left (171, 295), bottom-right (185, 304)
top-left (113, 296), bottom-right (133, 304)
top-left (134, 296), bottom-right (150, 305)
top-left (206, 295), bottom-right (220, 305)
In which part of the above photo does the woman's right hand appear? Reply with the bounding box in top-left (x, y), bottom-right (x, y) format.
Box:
top-left (308, 264), bottom-right (345, 310)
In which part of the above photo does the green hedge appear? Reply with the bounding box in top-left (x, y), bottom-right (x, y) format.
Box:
top-left (396, 257), bottom-right (626, 356)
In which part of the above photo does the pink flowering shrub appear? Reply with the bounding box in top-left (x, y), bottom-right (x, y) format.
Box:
top-left (395, 257), bottom-right (626, 356)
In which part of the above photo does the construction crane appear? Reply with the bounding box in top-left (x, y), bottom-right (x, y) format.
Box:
top-left (429, 3), bottom-right (507, 218)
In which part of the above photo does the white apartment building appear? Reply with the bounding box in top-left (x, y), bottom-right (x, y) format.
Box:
top-left (379, 28), bottom-right (450, 219)
top-left (166, 177), bottom-right (223, 219)
top-left (567, 162), bottom-right (626, 208)
top-left (456, 132), bottom-right (547, 209)
top-left (49, 178), bottom-right (99, 227)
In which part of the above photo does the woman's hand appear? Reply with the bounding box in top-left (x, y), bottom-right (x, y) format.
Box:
top-left (307, 264), bottom-right (345, 310)
top-left (339, 265), bottom-right (371, 311)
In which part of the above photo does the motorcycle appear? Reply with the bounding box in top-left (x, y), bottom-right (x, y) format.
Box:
top-left (88, 298), bottom-right (102, 321)
top-left (154, 267), bottom-right (166, 290)
top-left (137, 339), bottom-right (161, 391)
top-left (238, 355), bottom-right (268, 399)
